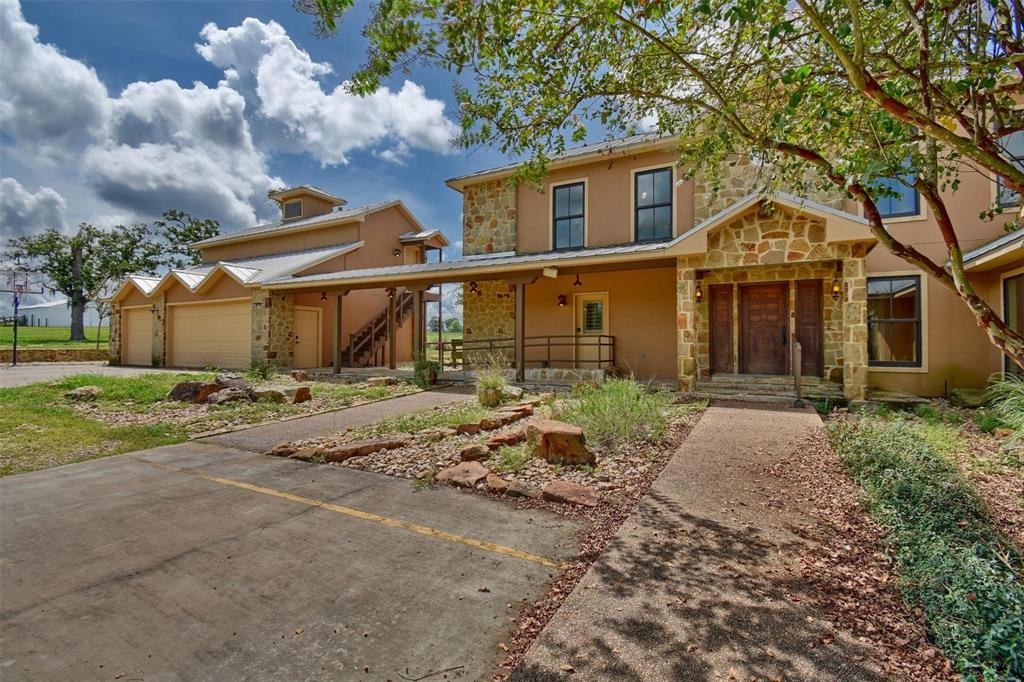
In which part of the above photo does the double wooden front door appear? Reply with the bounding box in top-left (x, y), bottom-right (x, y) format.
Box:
top-left (709, 280), bottom-right (824, 376)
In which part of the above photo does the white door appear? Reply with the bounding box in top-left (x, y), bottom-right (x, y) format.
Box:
top-left (122, 307), bottom-right (153, 366)
top-left (168, 300), bottom-right (252, 369)
top-left (574, 292), bottom-right (609, 367)
top-left (293, 307), bottom-right (321, 368)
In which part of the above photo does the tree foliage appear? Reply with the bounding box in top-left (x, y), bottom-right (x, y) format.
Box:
top-left (300, 0), bottom-right (1024, 367)
top-left (152, 210), bottom-right (220, 269)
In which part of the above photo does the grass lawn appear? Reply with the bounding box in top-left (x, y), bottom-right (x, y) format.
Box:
top-left (0, 325), bottom-right (109, 349)
top-left (0, 372), bottom-right (417, 476)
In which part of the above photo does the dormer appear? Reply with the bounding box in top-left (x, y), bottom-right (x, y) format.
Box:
top-left (269, 186), bottom-right (347, 222)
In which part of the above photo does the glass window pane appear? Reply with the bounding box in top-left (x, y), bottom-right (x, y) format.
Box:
top-left (569, 217), bottom-right (584, 248)
top-left (555, 218), bottom-right (569, 248)
top-left (1005, 274), bottom-right (1024, 375)
top-left (637, 207), bottom-right (654, 241)
top-left (583, 301), bottom-right (604, 332)
top-left (637, 173), bottom-right (654, 207)
top-left (890, 278), bottom-right (918, 318)
top-left (654, 205), bottom-right (672, 238)
top-left (877, 176), bottom-right (918, 218)
top-left (555, 186), bottom-right (569, 218)
top-left (869, 321), bottom-right (918, 363)
top-left (867, 275), bottom-right (921, 365)
top-left (653, 168), bottom-right (672, 204)
top-left (569, 184), bottom-right (584, 216)
top-left (284, 200), bottom-right (302, 219)
top-left (999, 130), bottom-right (1024, 158)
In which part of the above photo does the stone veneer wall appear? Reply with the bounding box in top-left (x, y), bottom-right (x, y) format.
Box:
top-left (462, 179), bottom-right (517, 256)
top-left (462, 280), bottom-right (516, 364)
top-left (152, 293), bottom-right (167, 367)
top-left (108, 302), bottom-right (121, 364)
top-left (252, 288), bottom-right (295, 367)
top-left (2, 348), bottom-right (110, 364)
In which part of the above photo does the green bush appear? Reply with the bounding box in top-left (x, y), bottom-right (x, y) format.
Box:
top-left (913, 403), bottom-right (940, 423)
top-left (987, 375), bottom-right (1024, 442)
top-left (828, 417), bottom-right (1023, 681)
top-left (246, 357), bottom-right (276, 381)
top-left (413, 353), bottom-right (441, 387)
top-left (973, 411), bottom-right (1003, 434)
top-left (557, 377), bottom-right (673, 446)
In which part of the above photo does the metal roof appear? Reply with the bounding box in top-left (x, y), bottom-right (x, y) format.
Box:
top-left (190, 200), bottom-right (408, 248)
top-left (962, 228), bottom-right (1024, 267)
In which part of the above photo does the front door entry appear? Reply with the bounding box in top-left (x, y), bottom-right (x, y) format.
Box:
top-left (574, 292), bottom-right (609, 367)
top-left (740, 282), bottom-right (788, 375)
top-left (293, 306), bottom-right (321, 368)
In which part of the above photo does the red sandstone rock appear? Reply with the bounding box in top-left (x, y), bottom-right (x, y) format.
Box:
top-left (436, 461), bottom-right (490, 488)
top-left (526, 419), bottom-right (594, 465)
top-left (541, 480), bottom-right (599, 507)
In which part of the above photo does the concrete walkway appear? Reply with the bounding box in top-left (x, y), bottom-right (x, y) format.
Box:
top-left (200, 384), bottom-right (476, 452)
top-left (512, 403), bottom-right (885, 682)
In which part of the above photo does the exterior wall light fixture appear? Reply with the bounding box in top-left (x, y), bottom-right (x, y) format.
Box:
top-left (695, 283), bottom-right (704, 303)
top-left (557, 294), bottom-right (567, 307)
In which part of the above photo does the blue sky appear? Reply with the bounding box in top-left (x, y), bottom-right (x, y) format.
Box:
top-left (1, 0), bottom-right (515, 256)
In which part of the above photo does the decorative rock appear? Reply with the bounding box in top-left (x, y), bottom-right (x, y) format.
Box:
top-left (527, 420), bottom-right (595, 465)
top-left (290, 447), bottom-right (323, 461)
top-left (251, 388), bottom-right (287, 403)
top-left (207, 388), bottom-right (252, 405)
top-left (485, 429), bottom-right (526, 450)
top-left (460, 444), bottom-right (491, 461)
top-left (421, 427), bottom-right (458, 440)
top-left (215, 374), bottom-right (250, 390)
top-left (502, 385), bottom-right (524, 400)
top-left (65, 385), bottom-right (102, 401)
top-left (993, 427), bottom-right (1016, 440)
top-left (268, 443), bottom-right (296, 457)
top-left (497, 403), bottom-right (534, 417)
top-left (950, 388), bottom-right (987, 408)
top-left (368, 376), bottom-right (398, 387)
top-left (456, 422), bottom-right (482, 436)
top-left (506, 479), bottom-right (541, 499)
top-left (292, 386), bottom-right (312, 404)
top-left (291, 370), bottom-right (309, 382)
top-left (485, 474), bottom-right (509, 495)
top-left (324, 438), bottom-right (409, 462)
top-left (480, 412), bottom-right (522, 431)
top-left (542, 480), bottom-right (599, 507)
top-left (195, 382), bottom-right (225, 403)
top-left (435, 461), bottom-right (490, 488)
top-left (168, 381), bottom-right (204, 401)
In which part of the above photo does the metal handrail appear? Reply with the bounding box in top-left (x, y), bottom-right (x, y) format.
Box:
top-left (438, 335), bottom-right (616, 371)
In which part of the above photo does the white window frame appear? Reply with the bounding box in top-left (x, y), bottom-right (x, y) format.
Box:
top-left (548, 177), bottom-right (589, 251)
top-left (630, 163), bottom-right (678, 240)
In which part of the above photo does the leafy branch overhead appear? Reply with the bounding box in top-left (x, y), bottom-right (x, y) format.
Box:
top-left (299, 0), bottom-right (1024, 367)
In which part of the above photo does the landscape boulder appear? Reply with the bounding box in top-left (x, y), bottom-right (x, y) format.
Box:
top-left (195, 382), bottom-right (225, 403)
top-left (65, 385), bottom-right (102, 402)
top-left (506, 479), bottom-right (540, 499)
top-left (527, 420), bottom-right (594, 465)
top-left (502, 385), bottom-right (524, 400)
top-left (480, 411), bottom-right (522, 431)
top-left (542, 480), bottom-right (599, 507)
top-left (207, 388), bottom-right (252, 405)
top-left (268, 443), bottom-right (297, 457)
top-left (435, 461), bottom-right (490, 488)
top-left (323, 438), bottom-right (408, 463)
top-left (215, 374), bottom-right (251, 391)
top-left (994, 427), bottom-right (1016, 440)
top-left (485, 474), bottom-right (509, 495)
top-left (291, 386), bottom-right (312, 404)
top-left (291, 370), bottom-right (309, 382)
top-left (455, 422), bottom-right (482, 436)
top-left (497, 403), bottom-right (534, 418)
top-left (168, 381), bottom-right (204, 402)
top-left (289, 447), bottom-right (323, 462)
top-left (420, 427), bottom-right (458, 441)
top-left (367, 376), bottom-right (398, 387)
top-left (460, 444), bottom-right (491, 461)
top-left (485, 429), bottom-right (526, 450)
top-left (950, 388), bottom-right (987, 408)
top-left (251, 388), bottom-right (287, 403)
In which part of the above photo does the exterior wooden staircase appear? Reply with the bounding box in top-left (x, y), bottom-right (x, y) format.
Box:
top-left (340, 290), bottom-right (415, 367)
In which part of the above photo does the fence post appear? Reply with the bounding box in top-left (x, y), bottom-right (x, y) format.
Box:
top-left (793, 341), bottom-right (804, 408)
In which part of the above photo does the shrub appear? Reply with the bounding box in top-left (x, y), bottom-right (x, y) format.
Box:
top-left (913, 403), bottom-right (940, 423)
top-left (475, 351), bottom-right (508, 407)
top-left (413, 353), bottom-right (441, 387)
top-left (973, 411), bottom-right (1004, 434)
top-left (246, 357), bottom-right (276, 381)
top-left (495, 443), bottom-right (532, 473)
top-left (557, 377), bottom-right (673, 446)
top-left (987, 374), bottom-right (1024, 442)
top-left (828, 417), bottom-right (1024, 681)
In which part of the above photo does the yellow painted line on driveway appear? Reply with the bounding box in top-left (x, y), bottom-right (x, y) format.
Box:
top-left (129, 456), bottom-right (563, 569)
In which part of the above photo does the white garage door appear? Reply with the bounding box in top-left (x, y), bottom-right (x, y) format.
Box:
top-left (122, 307), bottom-right (153, 366)
top-left (168, 300), bottom-right (252, 369)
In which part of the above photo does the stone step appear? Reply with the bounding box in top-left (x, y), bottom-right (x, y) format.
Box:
top-left (708, 373), bottom-right (829, 385)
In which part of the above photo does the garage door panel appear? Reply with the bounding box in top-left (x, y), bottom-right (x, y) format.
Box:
top-left (123, 308), bottom-right (153, 366)
top-left (169, 301), bottom-right (251, 369)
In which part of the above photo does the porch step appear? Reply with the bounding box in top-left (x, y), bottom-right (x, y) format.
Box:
top-left (695, 375), bottom-right (845, 402)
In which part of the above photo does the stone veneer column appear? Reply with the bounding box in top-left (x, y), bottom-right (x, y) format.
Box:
top-left (251, 288), bottom-right (295, 368)
top-left (841, 257), bottom-right (868, 400)
top-left (108, 302), bottom-right (121, 364)
top-left (676, 259), bottom-right (699, 391)
top-left (152, 293), bottom-right (166, 367)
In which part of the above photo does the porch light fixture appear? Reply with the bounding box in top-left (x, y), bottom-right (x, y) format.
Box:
top-left (831, 279), bottom-right (842, 301)
top-left (695, 283), bottom-right (704, 303)
top-left (320, 291), bottom-right (327, 302)
top-left (557, 294), bottom-right (567, 307)
top-left (392, 248), bottom-right (402, 257)
top-left (573, 274), bottom-right (582, 287)
top-left (469, 281), bottom-right (481, 296)
top-left (387, 287), bottom-right (396, 299)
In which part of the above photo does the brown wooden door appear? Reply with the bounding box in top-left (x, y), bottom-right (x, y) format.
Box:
top-left (795, 280), bottom-right (824, 377)
top-left (709, 284), bottom-right (733, 374)
top-left (740, 282), bottom-right (788, 375)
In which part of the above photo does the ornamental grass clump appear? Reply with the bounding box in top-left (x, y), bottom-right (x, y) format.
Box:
top-left (987, 374), bottom-right (1024, 442)
top-left (828, 417), bottom-right (1023, 681)
top-left (557, 377), bottom-right (673, 447)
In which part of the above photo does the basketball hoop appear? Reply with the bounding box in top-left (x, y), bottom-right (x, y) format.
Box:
top-left (2, 268), bottom-right (46, 367)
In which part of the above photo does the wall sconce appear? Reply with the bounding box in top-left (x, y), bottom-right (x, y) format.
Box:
top-left (393, 248), bottom-right (402, 257)
top-left (557, 294), bottom-right (567, 307)
top-left (320, 291), bottom-right (327, 302)
top-left (469, 281), bottom-right (481, 297)
top-left (573, 274), bottom-right (582, 287)
top-left (387, 287), bottom-right (396, 299)
top-left (695, 283), bottom-right (704, 303)
top-left (831, 279), bottom-right (842, 301)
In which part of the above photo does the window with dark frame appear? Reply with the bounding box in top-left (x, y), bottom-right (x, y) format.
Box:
top-left (996, 130), bottom-right (1024, 210)
top-left (283, 200), bottom-right (303, 219)
top-left (552, 182), bottom-right (585, 250)
top-left (634, 167), bottom-right (673, 242)
top-left (1005, 273), bottom-right (1024, 376)
top-left (876, 175), bottom-right (920, 219)
top-left (867, 275), bottom-right (922, 367)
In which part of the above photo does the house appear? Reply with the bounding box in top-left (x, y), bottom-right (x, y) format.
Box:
top-left (106, 186), bottom-right (448, 370)
top-left (17, 298), bottom-right (105, 328)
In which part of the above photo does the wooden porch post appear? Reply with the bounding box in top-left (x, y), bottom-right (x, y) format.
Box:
top-left (515, 282), bottom-right (525, 383)
top-left (387, 288), bottom-right (397, 370)
top-left (412, 288), bottom-right (424, 358)
top-left (333, 293), bottom-right (343, 373)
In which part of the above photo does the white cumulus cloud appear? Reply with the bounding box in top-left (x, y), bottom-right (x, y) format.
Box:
top-left (0, 177), bottom-right (67, 237)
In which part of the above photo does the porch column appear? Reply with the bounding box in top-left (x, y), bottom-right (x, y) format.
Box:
top-left (841, 257), bottom-right (868, 400)
top-left (514, 282), bottom-right (525, 383)
top-left (333, 292), bottom-right (343, 373)
top-left (412, 288), bottom-right (424, 358)
top-left (676, 259), bottom-right (699, 391)
top-left (387, 288), bottom-right (397, 370)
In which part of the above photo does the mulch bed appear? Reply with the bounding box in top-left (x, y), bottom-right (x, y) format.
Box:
top-left (765, 427), bottom-right (958, 681)
top-left (952, 427), bottom-right (1024, 552)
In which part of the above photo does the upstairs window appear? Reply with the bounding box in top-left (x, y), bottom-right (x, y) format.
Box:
top-left (553, 182), bottom-right (585, 250)
top-left (996, 130), bottom-right (1024, 209)
top-left (283, 200), bottom-right (303, 220)
top-left (635, 167), bottom-right (673, 241)
top-left (876, 175), bottom-right (920, 219)
top-left (868, 275), bottom-right (922, 367)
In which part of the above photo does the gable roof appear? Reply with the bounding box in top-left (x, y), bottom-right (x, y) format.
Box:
top-left (191, 200), bottom-right (424, 249)
top-left (268, 185), bottom-right (346, 206)
top-left (263, 193), bottom-right (871, 291)
top-left (961, 228), bottom-right (1024, 271)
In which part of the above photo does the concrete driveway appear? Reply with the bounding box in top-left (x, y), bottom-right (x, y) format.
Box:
top-left (0, 362), bottom-right (199, 387)
top-left (0, 442), bottom-right (578, 681)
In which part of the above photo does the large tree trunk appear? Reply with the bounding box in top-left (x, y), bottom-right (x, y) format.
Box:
top-left (69, 245), bottom-right (86, 341)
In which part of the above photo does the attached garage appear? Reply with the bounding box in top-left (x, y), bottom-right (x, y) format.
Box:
top-left (122, 306), bottom-right (153, 366)
top-left (167, 299), bottom-right (252, 369)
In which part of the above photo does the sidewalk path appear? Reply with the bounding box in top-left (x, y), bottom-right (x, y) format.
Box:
top-left (200, 384), bottom-right (476, 452)
top-left (512, 403), bottom-right (884, 682)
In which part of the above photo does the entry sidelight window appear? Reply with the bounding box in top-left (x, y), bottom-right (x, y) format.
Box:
top-left (553, 182), bottom-right (585, 250)
top-left (635, 167), bottom-right (673, 241)
top-left (867, 275), bottom-right (922, 367)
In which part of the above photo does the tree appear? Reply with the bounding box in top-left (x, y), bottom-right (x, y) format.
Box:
top-left (445, 317), bottom-right (462, 334)
top-left (153, 209), bottom-right (220, 269)
top-left (301, 0), bottom-right (1024, 368)
top-left (429, 315), bottom-right (442, 333)
top-left (7, 224), bottom-right (163, 341)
